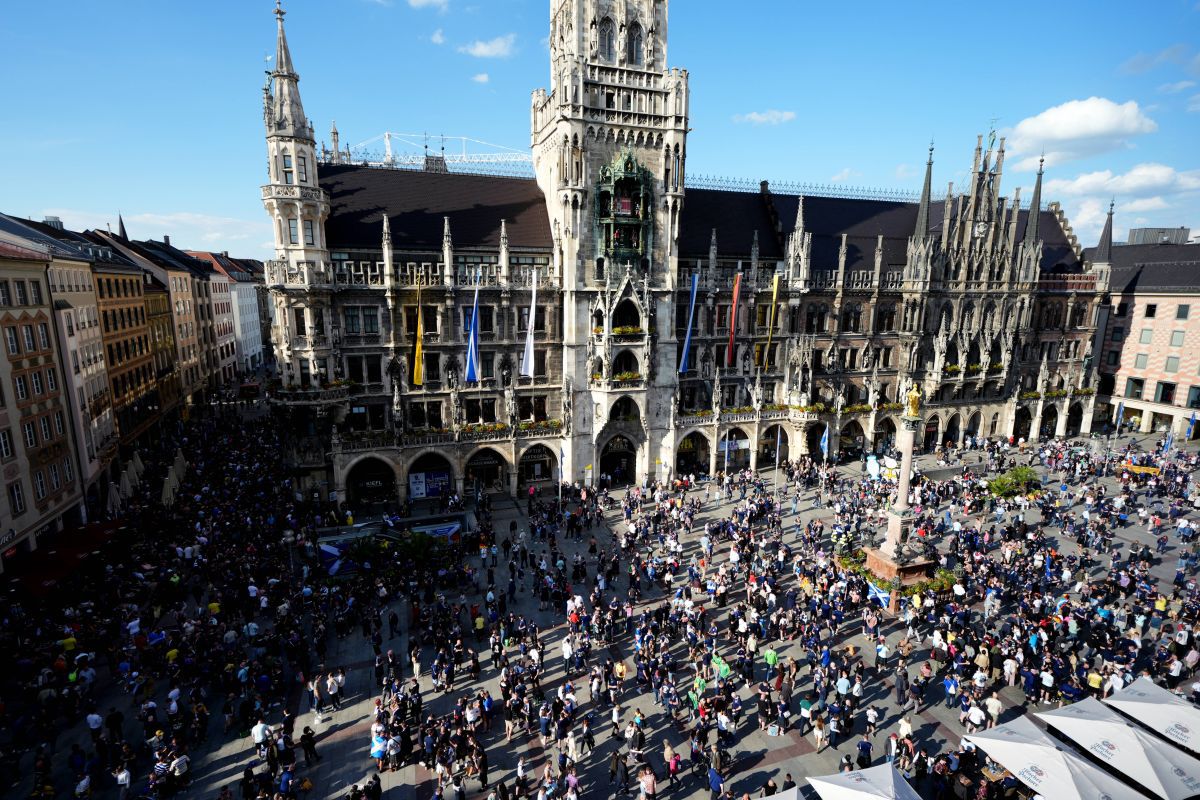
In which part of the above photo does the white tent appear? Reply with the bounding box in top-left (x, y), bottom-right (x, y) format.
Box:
top-left (808, 764), bottom-right (922, 800)
top-left (964, 715), bottom-right (1144, 800)
top-left (1039, 696), bottom-right (1200, 800)
top-left (1106, 675), bottom-right (1200, 753)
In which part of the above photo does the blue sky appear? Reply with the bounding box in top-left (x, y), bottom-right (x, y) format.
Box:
top-left (1, 0), bottom-right (1197, 258)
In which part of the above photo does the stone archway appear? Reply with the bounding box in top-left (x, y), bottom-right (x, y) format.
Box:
top-left (599, 435), bottom-right (638, 485)
top-left (946, 413), bottom-right (962, 447)
top-left (1040, 404), bottom-right (1059, 438)
top-left (875, 417), bottom-right (897, 453)
top-left (759, 424), bottom-right (790, 466)
top-left (718, 426), bottom-right (751, 471)
top-left (518, 444), bottom-right (558, 485)
top-left (840, 419), bottom-right (866, 458)
top-left (407, 451), bottom-right (454, 499)
top-left (676, 430), bottom-right (711, 476)
top-left (966, 411), bottom-right (981, 439)
top-left (923, 416), bottom-right (941, 451)
top-left (465, 447), bottom-right (508, 494)
top-left (346, 455), bottom-right (398, 506)
top-left (1066, 402), bottom-right (1084, 437)
top-left (1014, 406), bottom-right (1033, 441)
top-left (805, 422), bottom-right (828, 461)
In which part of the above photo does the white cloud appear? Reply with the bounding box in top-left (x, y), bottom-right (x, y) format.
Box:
top-left (1045, 162), bottom-right (1200, 198)
top-left (895, 164), bottom-right (916, 179)
top-left (459, 34), bottom-right (516, 58)
top-left (1120, 44), bottom-right (1190, 74)
top-left (830, 168), bottom-right (860, 183)
top-left (408, 0), bottom-right (448, 9)
top-left (471, 72), bottom-right (489, 84)
top-left (731, 109), bottom-right (796, 126)
top-left (431, 28), bottom-right (445, 45)
top-left (41, 208), bottom-right (275, 259)
top-left (1189, 93), bottom-right (1200, 112)
top-left (1158, 79), bottom-right (1196, 94)
top-left (1121, 196), bottom-right (1169, 213)
top-left (1008, 97), bottom-right (1157, 169)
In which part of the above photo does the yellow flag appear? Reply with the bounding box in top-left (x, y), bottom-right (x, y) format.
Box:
top-left (762, 273), bottom-right (780, 367)
top-left (412, 272), bottom-right (424, 386)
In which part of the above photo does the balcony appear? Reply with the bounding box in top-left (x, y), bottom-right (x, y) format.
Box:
top-left (261, 184), bottom-right (326, 204)
top-left (342, 334), bottom-right (382, 348)
top-left (460, 423), bottom-right (511, 442)
top-left (336, 431), bottom-right (399, 453)
top-left (348, 382), bottom-right (385, 397)
top-left (400, 430), bottom-right (455, 446)
top-left (273, 385), bottom-right (349, 405)
top-left (265, 260), bottom-right (333, 289)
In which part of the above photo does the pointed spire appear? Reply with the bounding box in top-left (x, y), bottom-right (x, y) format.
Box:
top-left (914, 143), bottom-right (934, 241)
top-left (443, 216), bottom-right (453, 247)
top-left (273, 1), bottom-right (295, 76)
top-left (794, 195), bottom-right (805, 236)
top-left (330, 121), bottom-right (340, 164)
top-left (499, 219), bottom-right (509, 250)
top-left (1024, 156), bottom-right (1044, 244)
top-left (118, 212), bottom-right (128, 241)
top-left (381, 213), bottom-right (391, 244)
top-left (1095, 201), bottom-right (1115, 263)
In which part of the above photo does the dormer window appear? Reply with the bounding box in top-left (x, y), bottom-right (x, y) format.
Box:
top-left (282, 153), bottom-right (294, 185)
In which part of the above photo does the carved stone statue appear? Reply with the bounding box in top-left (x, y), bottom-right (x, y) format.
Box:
top-left (500, 359), bottom-right (512, 388)
top-left (670, 395), bottom-right (678, 427)
top-left (906, 383), bottom-right (921, 418)
top-left (700, 347), bottom-right (713, 379)
top-left (603, 350), bottom-right (612, 379)
top-left (450, 386), bottom-right (463, 431)
top-left (740, 347), bottom-right (751, 375)
top-left (834, 386), bottom-right (845, 415)
top-left (750, 375), bottom-right (762, 411)
top-left (711, 370), bottom-right (722, 414)
top-left (446, 361), bottom-right (459, 390)
top-left (504, 385), bottom-right (516, 424)
top-left (562, 378), bottom-right (573, 435)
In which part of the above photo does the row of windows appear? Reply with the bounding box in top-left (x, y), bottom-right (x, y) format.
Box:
top-left (71, 341), bottom-right (105, 375)
top-left (98, 276), bottom-right (142, 300)
top-left (1114, 302), bottom-right (1191, 321)
top-left (1122, 378), bottom-right (1200, 408)
top-left (0, 278), bottom-right (44, 308)
top-left (48, 268), bottom-right (93, 295)
top-left (16, 410), bottom-right (66, 450)
top-left (4, 323), bottom-right (51, 355)
top-left (107, 335), bottom-right (150, 369)
top-left (102, 306), bottom-right (146, 334)
top-left (64, 305), bottom-right (99, 336)
top-left (280, 153), bottom-right (309, 185)
top-left (113, 363), bottom-right (154, 400)
top-left (10, 366), bottom-right (58, 403)
top-left (5, 458), bottom-right (75, 515)
top-left (286, 218), bottom-right (316, 246)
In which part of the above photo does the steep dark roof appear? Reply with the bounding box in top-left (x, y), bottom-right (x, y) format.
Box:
top-left (320, 164), bottom-right (553, 251)
top-left (1084, 242), bottom-right (1200, 294)
top-left (679, 190), bottom-right (1079, 273)
top-left (2, 214), bottom-right (136, 267)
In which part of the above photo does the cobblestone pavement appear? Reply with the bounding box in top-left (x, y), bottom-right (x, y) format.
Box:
top-left (22, 432), bottom-right (1191, 800)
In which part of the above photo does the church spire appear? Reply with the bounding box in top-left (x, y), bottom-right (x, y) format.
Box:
top-left (1095, 201), bottom-right (1115, 263)
top-left (1024, 156), bottom-right (1044, 244)
top-left (914, 143), bottom-right (934, 241)
top-left (265, 1), bottom-right (312, 142)
top-left (117, 212), bottom-right (128, 241)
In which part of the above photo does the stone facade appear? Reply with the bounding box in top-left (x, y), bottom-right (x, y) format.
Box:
top-left (262, 2), bottom-right (1104, 506)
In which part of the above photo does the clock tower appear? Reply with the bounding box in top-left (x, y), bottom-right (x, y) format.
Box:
top-left (532, 0), bottom-right (690, 484)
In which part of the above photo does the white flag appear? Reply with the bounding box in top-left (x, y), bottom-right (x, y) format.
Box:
top-left (520, 268), bottom-right (537, 377)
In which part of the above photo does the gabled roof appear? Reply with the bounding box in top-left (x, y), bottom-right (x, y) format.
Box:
top-left (103, 234), bottom-right (215, 278)
top-left (1084, 241), bottom-right (1200, 294)
top-left (319, 164), bottom-right (553, 251)
top-left (0, 214), bottom-right (97, 264)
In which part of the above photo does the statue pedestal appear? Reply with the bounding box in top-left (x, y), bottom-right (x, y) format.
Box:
top-left (863, 546), bottom-right (935, 615)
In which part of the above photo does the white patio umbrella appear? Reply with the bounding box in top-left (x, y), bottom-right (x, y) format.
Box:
top-left (1105, 675), bottom-right (1200, 753)
top-left (164, 466), bottom-right (177, 493)
top-left (119, 471), bottom-right (132, 499)
top-left (1039, 696), bottom-right (1200, 800)
top-left (964, 715), bottom-right (1144, 800)
top-left (132, 450), bottom-right (145, 477)
top-left (174, 450), bottom-right (187, 479)
top-left (161, 480), bottom-right (175, 508)
top-left (808, 764), bottom-right (922, 800)
top-left (125, 462), bottom-right (140, 489)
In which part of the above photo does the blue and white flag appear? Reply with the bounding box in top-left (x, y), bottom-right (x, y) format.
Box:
top-left (1189, 411), bottom-right (1196, 439)
top-left (678, 273), bottom-right (699, 373)
top-left (1115, 400), bottom-right (1124, 433)
top-left (820, 423), bottom-right (830, 460)
top-left (1164, 432), bottom-right (1174, 455)
top-left (464, 270), bottom-right (481, 383)
top-left (866, 580), bottom-right (890, 608)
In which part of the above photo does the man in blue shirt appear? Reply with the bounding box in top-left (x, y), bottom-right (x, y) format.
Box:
top-left (708, 766), bottom-right (723, 800)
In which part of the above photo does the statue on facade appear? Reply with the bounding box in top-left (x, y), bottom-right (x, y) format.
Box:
top-left (500, 354), bottom-right (513, 388)
top-left (834, 385), bottom-right (846, 415)
top-left (670, 395), bottom-right (678, 428)
top-left (740, 347), bottom-right (751, 376)
top-left (504, 385), bottom-right (517, 427)
top-left (603, 350), bottom-right (612, 379)
top-left (711, 369), bottom-right (722, 414)
top-left (750, 374), bottom-right (762, 411)
top-left (450, 385), bottom-right (463, 431)
top-left (700, 347), bottom-right (713, 379)
top-left (562, 378), bottom-right (573, 435)
top-left (906, 383), bottom-right (921, 418)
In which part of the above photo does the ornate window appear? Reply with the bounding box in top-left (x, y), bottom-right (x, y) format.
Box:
top-left (627, 23), bottom-right (643, 65)
top-left (599, 18), bottom-right (615, 61)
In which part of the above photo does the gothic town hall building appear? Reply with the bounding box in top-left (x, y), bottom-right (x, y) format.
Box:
top-left (261, 1), bottom-right (1106, 507)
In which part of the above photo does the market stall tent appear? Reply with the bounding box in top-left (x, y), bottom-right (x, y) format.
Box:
top-left (807, 764), bottom-right (923, 800)
top-left (964, 715), bottom-right (1145, 800)
top-left (1039, 697), bottom-right (1200, 800)
top-left (1105, 676), bottom-right (1200, 753)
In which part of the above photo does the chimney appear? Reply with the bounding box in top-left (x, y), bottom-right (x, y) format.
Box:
top-left (42, 216), bottom-right (64, 230)
top-left (164, 235), bottom-right (171, 246)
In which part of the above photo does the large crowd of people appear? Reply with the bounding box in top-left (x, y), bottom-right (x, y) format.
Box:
top-left (2, 411), bottom-right (1198, 800)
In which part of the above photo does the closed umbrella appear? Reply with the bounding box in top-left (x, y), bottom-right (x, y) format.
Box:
top-left (125, 463), bottom-right (140, 489)
top-left (106, 482), bottom-right (122, 516)
top-left (132, 451), bottom-right (145, 478)
top-left (119, 471), bottom-right (132, 500)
